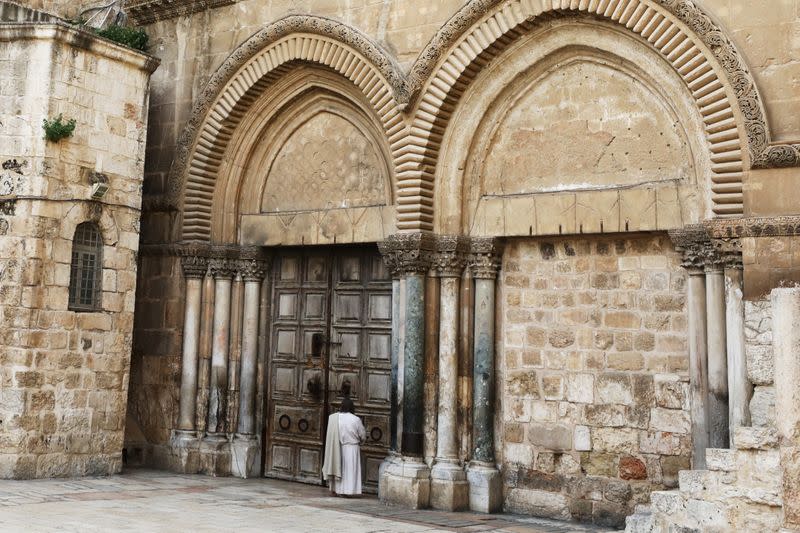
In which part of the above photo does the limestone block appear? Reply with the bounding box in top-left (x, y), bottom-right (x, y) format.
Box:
top-left (747, 344), bottom-right (774, 386)
top-left (467, 465), bottom-right (502, 513)
top-left (573, 425), bottom-right (591, 451)
top-left (750, 385), bottom-right (776, 428)
top-left (650, 490), bottom-right (686, 515)
top-left (705, 449), bottom-right (737, 472)
top-left (596, 373), bottom-right (633, 405)
top-left (504, 488), bottom-right (570, 520)
top-left (649, 408), bottom-right (690, 434)
top-left (526, 423), bottom-right (572, 451)
top-left (734, 426), bottom-right (779, 450)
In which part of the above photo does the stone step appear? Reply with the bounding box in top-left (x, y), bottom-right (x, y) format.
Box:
top-left (705, 448), bottom-right (737, 472)
top-left (624, 505), bottom-right (654, 533)
top-left (734, 426), bottom-right (779, 450)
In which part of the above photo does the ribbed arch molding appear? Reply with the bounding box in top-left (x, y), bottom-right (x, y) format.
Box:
top-left (173, 16), bottom-right (406, 241)
top-left (396, 0), bottom-right (755, 231)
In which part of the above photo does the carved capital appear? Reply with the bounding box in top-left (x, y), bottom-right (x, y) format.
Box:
top-left (237, 258), bottom-right (269, 282)
top-left (432, 235), bottom-right (469, 277)
top-left (209, 258), bottom-right (235, 280)
top-left (669, 225), bottom-right (713, 271)
top-left (378, 233), bottom-right (436, 277)
top-left (468, 237), bottom-right (503, 279)
top-left (180, 255), bottom-right (209, 279)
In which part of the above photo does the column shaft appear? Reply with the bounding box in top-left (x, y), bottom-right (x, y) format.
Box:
top-left (472, 278), bottom-right (495, 463)
top-left (390, 278), bottom-right (401, 452)
top-left (177, 276), bottom-right (203, 432)
top-left (207, 274), bottom-right (232, 437)
top-left (237, 280), bottom-right (261, 436)
top-left (401, 273), bottom-right (425, 456)
top-left (436, 276), bottom-right (460, 461)
top-left (705, 268), bottom-right (729, 448)
top-left (687, 270), bottom-right (709, 467)
top-left (724, 266), bottom-right (750, 442)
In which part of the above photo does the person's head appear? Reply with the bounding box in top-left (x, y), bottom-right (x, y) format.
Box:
top-left (340, 397), bottom-right (355, 414)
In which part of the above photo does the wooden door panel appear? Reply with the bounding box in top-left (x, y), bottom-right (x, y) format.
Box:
top-left (266, 246), bottom-right (391, 492)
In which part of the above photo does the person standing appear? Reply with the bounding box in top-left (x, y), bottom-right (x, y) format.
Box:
top-left (326, 397), bottom-right (366, 496)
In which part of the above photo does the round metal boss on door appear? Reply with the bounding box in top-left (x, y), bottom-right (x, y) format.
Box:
top-left (298, 419), bottom-right (309, 432)
top-left (278, 414), bottom-right (291, 430)
top-left (370, 427), bottom-right (382, 442)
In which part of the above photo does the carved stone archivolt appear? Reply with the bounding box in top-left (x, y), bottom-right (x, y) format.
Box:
top-left (162, 0), bottom-right (793, 242)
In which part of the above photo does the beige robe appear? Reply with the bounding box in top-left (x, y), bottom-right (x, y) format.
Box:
top-left (321, 412), bottom-right (341, 493)
top-left (337, 412), bottom-right (366, 495)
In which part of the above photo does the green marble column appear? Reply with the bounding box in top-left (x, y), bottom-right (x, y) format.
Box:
top-left (472, 277), bottom-right (495, 463)
top-left (402, 273), bottom-right (426, 456)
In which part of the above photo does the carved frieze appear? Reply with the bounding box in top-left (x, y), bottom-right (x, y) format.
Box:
top-left (125, 0), bottom-right (237, 26)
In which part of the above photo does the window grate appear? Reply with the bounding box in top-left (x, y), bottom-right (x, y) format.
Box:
top-left (68, 222), bottom-right (103, 312)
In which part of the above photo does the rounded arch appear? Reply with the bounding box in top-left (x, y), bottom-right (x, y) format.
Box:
top-left (170, 15), bottom-right (407, 242)
top-left (398, 0), bottom-right (772, 232)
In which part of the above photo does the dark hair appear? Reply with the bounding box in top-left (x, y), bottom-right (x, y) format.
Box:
top-left (340, 397), bottom-right (355, 414)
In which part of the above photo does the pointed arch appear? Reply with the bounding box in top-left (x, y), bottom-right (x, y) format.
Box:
top-left (396, 0), bottom-right (782, 232)
top-left (168, 15), bottom-right (408, 242)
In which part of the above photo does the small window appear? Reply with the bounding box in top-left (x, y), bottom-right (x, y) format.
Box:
top-left (68, 222), bottom-right (103, 312)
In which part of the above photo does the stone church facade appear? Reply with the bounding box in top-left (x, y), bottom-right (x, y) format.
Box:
top-left (2, 0), bottom-right (800, 531)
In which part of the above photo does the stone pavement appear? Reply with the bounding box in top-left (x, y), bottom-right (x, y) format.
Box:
top-left (0, 469), bottom-right (619, 533)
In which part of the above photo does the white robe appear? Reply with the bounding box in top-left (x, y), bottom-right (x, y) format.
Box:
top-left (337, 412), bottom-right (366, 495)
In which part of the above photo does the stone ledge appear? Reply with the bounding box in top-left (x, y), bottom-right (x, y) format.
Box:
top-left (734, 427), bottom-right (779, 450)
top-left (0, 22), bottom-right (159, 73)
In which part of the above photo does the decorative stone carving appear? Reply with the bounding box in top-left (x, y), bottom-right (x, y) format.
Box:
top-left (468, 237), bottom-right (503, 279)
top-left (180, 255), bottom-right (209, 279)
top-left (261, 112), bottom-right (386, 212)
top-left (378, 233), bottom-right (437, 277)
top-left (705, 216), bottom-right (800, 238)
top-left (236, 248), bottom-right (270, 282)
top-left (668, 225), bottom-right (713, 271)
top-left (432, 235), bottom-right (470, 278)
top-left (126, 0), bottom-right (236, 26)
top-left (168, 15), bottom-right (406, 240)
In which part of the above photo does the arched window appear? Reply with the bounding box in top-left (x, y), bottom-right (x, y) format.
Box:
top-left (68, 222), bottom-right (103, 312)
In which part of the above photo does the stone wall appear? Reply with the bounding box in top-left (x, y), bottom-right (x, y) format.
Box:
top-left (0, 22), bottom-right (155, 478)
top-left (499, 235), bottom-right (691, 528)
top-left (745, 298), bottom-right (775, 429)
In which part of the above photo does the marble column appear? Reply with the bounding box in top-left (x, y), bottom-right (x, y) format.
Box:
top-left (233, 255), bottom-right (268, 478)
top-left (430, 236), bottom-right (469, 511)
top-left (705, 261), bottom-right (730, 448)
top-left (670, 226), bottom-right (710, 468)
top-left (772, 288), bottom-right (800, 531)
top-left (206, 258), bottom-right (234, 441)
top-left (724, 256), bottom-right (750, 443)
top-left (175, 254), bottom-right (207, 439)
top-left (467, 238), bottom-right (502, 513)
top-left (377, 233), bottom-right (435, 509)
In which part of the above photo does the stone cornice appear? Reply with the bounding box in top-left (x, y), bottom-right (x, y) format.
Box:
top-left (705, 216), bottom-right (800, 239)
top-left (125, 0), bottom-right (236, 26)
top-left (0, 22), bottom-right (160, 74)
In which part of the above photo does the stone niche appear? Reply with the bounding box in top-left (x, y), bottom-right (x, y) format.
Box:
top-left (239, 93), bottom-right (395, 246)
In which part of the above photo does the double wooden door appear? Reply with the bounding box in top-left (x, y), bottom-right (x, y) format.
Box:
top-left (264, 246), bottom-right (392, 492)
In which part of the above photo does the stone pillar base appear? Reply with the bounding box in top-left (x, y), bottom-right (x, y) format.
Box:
top-left (379, 457), bottom-right (430, 509)
top-left (467, 462), bottom-right (502, 513)
top-left (169, 430), bottom-right (200, 474)
top-left (199, 436), bottom-right (231, 476)
top-left (230, 435), bottom-right (260, 478)
top-left (430, 461), bottom-right (468, 511)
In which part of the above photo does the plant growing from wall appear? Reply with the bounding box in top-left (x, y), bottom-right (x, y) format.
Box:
top-left (42, 114), bottom-right (76, 143)
top-left (94, 25), bottom-right (148, 52)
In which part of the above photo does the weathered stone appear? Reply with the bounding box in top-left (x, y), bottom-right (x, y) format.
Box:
top-left (619, 456), bottom-right (648, 480)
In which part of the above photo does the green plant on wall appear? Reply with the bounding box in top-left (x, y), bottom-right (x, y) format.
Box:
top-left (94, 25), bottom-right (149, 52)
top-left (42, 114), bottom-right (77, 143)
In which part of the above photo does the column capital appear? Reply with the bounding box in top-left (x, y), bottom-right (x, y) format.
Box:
top-left (432, 235), bottom-right (470, 278)
top-left (209, 258), bottom-right (236, 280)
top-left (237, 246), bottom-right (271, 282)
top-left (468, 237), bottom-right (503, 279)
top-left (668, 224), bottom-right (714, 270)
top-left (378, 232), bottom-right (437, 277)
top-left (176, 242), bottom-right (210, 279)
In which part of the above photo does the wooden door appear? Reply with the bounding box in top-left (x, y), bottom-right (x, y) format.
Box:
top-left (265, 246), bottom-right (392, 492)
